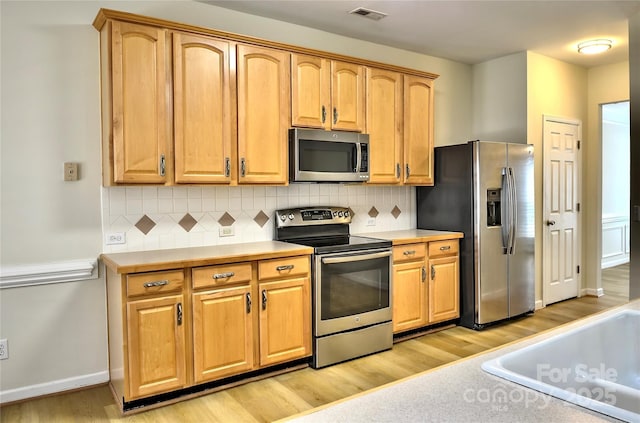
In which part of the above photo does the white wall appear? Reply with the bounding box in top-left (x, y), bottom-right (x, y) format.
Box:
top-left (601, 103), bottom-right (631, 268)
top-left (628, 9), bottom-right (640, 301)
top-left (527, 52), bottom-right (588, 302)
top-left (585, 62), bottom-right (630, 289)
top-left (472, 52), bottom-right (528, 143)
top-left (0, 0), bottom-right (473, 401)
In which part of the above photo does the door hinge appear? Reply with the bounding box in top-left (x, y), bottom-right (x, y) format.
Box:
top-left (576, 202), bottom-right (581, 212)
top-left (577, 140), bottom-right (581, 150)
top-left (577, 265), bottom-right (580, 274)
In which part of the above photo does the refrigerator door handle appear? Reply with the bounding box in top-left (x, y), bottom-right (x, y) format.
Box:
top-left (501, 168), bottom-right (510, 254)
top-left (509, 167), bottom-right (518, 254)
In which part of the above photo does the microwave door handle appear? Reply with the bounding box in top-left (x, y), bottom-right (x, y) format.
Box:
top-left (321, 250), bottom-right (392, 265)
top-left (354, 143), bottom-right (362, 173)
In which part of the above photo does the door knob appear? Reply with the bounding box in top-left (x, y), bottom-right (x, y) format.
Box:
top-left (546, 220), bottom-right (556, 226)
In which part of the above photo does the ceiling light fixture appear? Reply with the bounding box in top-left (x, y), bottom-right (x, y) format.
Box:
top-left (577, 39), bottom-right (612, 55)
top-left (349, 7), bottom-right (387, 21)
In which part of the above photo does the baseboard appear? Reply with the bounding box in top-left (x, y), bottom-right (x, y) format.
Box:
top-left (0, 371), bottom-right (109, 404)
top-left (581, 287), bottom-right (604, 297)
top-left (534, 300), bottom-right (544, 310)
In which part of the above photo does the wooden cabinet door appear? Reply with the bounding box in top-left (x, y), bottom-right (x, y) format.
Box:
top-left (126, 295), bottom-right (186, 399)
top-left (403, 75), bottom-right (434, 185)
top-left (110, 21), bottom-right (169, 184)
top-left (331, 61), bottom-right (365, 132)
top-left (192, 286), bottom-right (254, 383)
top-left (291, 54), bottom-right (330, 129)
top-left (258, 278), bottom-right (311, 366)
top-left (237, 45), bottom-right (290, 184)
top-left (428, 256), bottom-right (460, 323)
top-left (173, 33), bottom-right (233, 184)
top-left (392, 260), bottom-right (428, 333)
top-left (367, 68), bottom-right (403, 184)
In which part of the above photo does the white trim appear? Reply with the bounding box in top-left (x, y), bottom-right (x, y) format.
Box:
top-left (535, 300), bottom-right (544, 310)
top-left (0, 371), bottom-right (109, 404)
top-left (581, 287), bottom-right (604, 297)
top-left (0, 259), bottom-right (98, 289)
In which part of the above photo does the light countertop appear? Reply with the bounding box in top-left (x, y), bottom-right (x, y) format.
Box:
top-left (101, 241), bottom-right (313, 274)
top-left (360, 229), bottom-right (464, 245)
top-left (286, 300), bottom-right (640, 422)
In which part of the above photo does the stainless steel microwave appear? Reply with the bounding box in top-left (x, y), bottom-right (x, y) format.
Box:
top-left (289, 128), bottom-right (370, 182)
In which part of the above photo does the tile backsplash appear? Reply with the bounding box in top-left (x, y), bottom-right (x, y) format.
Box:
top-left (101, 185), bottom-right (416, 253)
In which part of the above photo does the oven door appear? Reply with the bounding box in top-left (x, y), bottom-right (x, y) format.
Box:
top-left (314, 248), bottom-right (392, 337)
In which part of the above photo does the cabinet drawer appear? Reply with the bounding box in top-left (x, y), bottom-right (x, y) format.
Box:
top-left (428, 240), bottom-right (459, 258)
top-left (258, 256), bottom-right (310, 280)
top-left (192, 263), bottom-right (252, 289)
top-left (127, 270), bottom-right (185, 297)
top-left (393, 243), bottom-right (426, 263)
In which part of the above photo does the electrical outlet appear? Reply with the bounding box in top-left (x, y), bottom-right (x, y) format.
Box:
top-left (367, 218), bottom-right (376, 226)
top-left (219, 226), bottom-right (235, 237)
top-left (106, 232), bottom-right (126, 245)
top-left (0, 339), bottom-right (8, 360)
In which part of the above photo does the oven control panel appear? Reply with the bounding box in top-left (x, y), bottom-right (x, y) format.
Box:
top-left (275, 207), bottom-right (352, 227)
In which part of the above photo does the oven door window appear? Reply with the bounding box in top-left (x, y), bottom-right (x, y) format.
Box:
top-left (319, 253), bottom-right (390, 320)
top-left (299, 139), bottom-right (356, 173)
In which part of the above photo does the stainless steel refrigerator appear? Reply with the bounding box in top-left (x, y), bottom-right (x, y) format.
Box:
top-left (417, 141), bottom-right (535, 329)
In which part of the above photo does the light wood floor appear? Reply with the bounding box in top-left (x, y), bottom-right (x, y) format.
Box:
top-left (1, 266), bottom-right (629, 423)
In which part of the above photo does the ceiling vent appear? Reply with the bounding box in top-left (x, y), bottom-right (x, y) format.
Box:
top-left (349, 7), bottom-right (388, 21)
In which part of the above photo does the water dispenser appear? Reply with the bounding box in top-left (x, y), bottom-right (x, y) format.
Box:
top-left (487, 189), bottom-right (501, 227)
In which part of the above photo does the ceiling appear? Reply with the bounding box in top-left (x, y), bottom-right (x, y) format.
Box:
top-left (202, 0), bottom-right (640, 68)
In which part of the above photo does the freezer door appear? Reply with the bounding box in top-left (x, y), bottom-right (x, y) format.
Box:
top-left (473, 142), bottom-right (509, 325)
top-left (507, 144), bottom-right (535, 316)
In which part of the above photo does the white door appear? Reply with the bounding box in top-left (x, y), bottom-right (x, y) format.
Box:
top-left (543, 116), bottom-right (581, 305)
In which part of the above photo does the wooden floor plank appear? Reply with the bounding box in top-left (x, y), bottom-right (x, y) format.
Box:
top-left (0, 264), bottom-right (628, 422)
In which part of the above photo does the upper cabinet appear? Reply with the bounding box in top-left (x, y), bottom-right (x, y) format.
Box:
top-left (237, 45), bottom-right (290, 184)
top-left (104, 21), bottom-right (170, 184)
top-left (367, 71), bottom-right (435, 185)
top-left (291, 54), bottom-right (365, 132)
top-left (94, 9), bottom-right (437, 186)
top-left (366, 68), bottom-right (403, 183)
top-left (173, 33), bottom-right (233, 184)
top-left (404, 75), bottom-right (435, 185)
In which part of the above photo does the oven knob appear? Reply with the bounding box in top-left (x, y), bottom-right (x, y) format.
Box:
top-left (288, 213), bottom-right (295, 220)
top-left (338, 211), bottom-right (343, 217)
top-left (344, 210), bottom-right (350, 217)
top-left (279, 214), bottom-right (286, 222)
top-left (333, 211), bottom-right (338, 217)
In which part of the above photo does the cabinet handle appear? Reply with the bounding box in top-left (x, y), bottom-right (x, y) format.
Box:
top-left (225, 157), bottom-right (230, 177)
top-left (276, 264), bottom-right (294, 271)
top-left (177, 302), bottom-right (183, 326)
top-left (439, 245), bottom-right (451, 251)
top-left (246, 293), bottom-right (252, 314)
top-left (333, 107), bottom-right (338, 124)
top-left (422, 266), bottom-right (427, 282)
top-left (262, 289), bottom-right (267, 310)
top-left (321, 105), bottom-right (326, 124)
top-left (143, 280), bottom-right (169, 288)
top-left (159, 154), bottom-right (166, 177)
top-left (240, 158), bottom-right (246, 177)
top-left (403, 250), bottom-right (416, 256)
top-left (406, 164), bottom-right (410, 179)
top-left (431, 265), bottom-right (436, 280)
top-left (396, 163), bottom-right (401, 179)
top-left (213, 272), bottom-right (235, 279)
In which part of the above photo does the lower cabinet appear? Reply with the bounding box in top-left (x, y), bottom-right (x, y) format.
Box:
top-left (392, 238), bottom-right (460, 334)
top-left (127, 294), bottom-right (187, 399)
top-left (192, 285), bottom-right (254, 383)
top-left (392, 243), bottom-right (427, 333)
top-left (105, 254), bottom-right (311, 410)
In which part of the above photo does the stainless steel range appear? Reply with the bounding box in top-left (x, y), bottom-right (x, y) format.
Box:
top-left (275, 206), bottom-right (393, 368)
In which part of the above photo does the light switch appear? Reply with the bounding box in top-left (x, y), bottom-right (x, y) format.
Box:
top-left (64, 162), bottom-right (79, 181)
